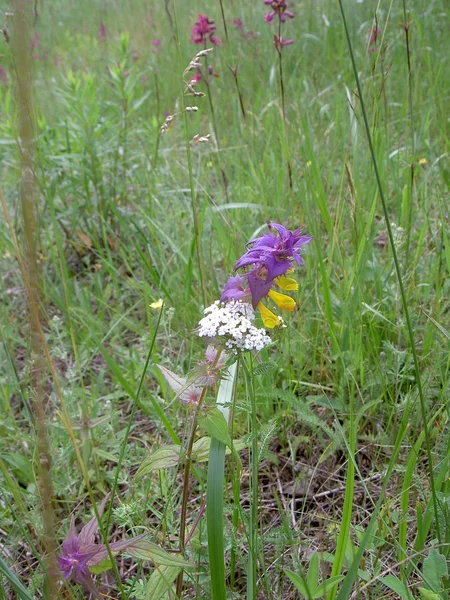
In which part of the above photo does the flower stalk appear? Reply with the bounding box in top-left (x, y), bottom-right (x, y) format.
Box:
top-left (12, 1), bottom-right (58, 595)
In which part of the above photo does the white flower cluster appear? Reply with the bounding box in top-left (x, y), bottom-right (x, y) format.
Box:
top-left (197, 300), bottom-right (272, 354)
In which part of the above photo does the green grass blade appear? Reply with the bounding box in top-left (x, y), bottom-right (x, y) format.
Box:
top-left (326, 392), bottom-right (355, 600)
top-left (207, 362), bottom-right (237, 600)
top-left (0, 556), bottom-right (33, 600)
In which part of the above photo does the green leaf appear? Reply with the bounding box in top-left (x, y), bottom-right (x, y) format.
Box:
top-left (135, 445), bottom-right (181, 479)
top-left (379, 575), bottom-right (411, 600)
top-left (285, 570), bottom-right (312, 598)
top-left (419, 588), bottom-right (441, 600)
top-left (0, 555), bottom-right (33, 600)
top-left (145, 565), bottom-right (181, 600)
top-left (307, 553), bottom-right (320, 591)
top-left (126, 540), bottom-right (192, 568)
top-left (422, 549), bottom-right (448, 593)
top-left (89, 558), bottom-right (113, 575)
top-left (314, 576), bottom-right (345, 598)
top-left (199, 407), bottom-right (231, 447)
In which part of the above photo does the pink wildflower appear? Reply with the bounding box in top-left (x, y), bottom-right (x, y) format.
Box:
top-left (367, 26), bottom-right (381, 52)
top-left (264, 0), bottom-right (294, 23)
top-left (31, 32), bottom-right (41, 49)
top-left (191, 14), bottom-right (222, 47)
top-left (232, 18), bottom-right (245, 30)
top-left (0, 66), bottom-right (8, 84)
top-left (273, 34), bottom-right (294, 51)
top-left (98, 23), bottom-right (107, 42)
top-left (151, 39), bottom-right (161, 46)
top-left (191, 73), bottom-right (202, 85)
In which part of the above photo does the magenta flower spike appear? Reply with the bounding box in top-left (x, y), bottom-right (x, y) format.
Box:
top-left (58, 494), bottom-right (147, 598)
top-left (191, 14), bottom-right (222, 46)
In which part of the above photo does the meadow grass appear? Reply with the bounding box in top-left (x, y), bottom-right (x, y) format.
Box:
top-left (0, 0), bottom-right (449, 598)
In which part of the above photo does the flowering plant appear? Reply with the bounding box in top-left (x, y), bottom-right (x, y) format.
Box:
top-left (58, 494), bottom-right (146, 598)
top-left (219, 223), bottom-right (311, 328)
top-left (191, 14), bottom-right (222, 47)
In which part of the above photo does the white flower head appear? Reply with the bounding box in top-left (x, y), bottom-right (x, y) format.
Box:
top-left (196, 300), bottom-right (272, 354)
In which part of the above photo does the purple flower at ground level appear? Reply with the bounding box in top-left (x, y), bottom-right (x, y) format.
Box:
top-left (191, 14), bottom-right (222, 46)
top-left (58, 494), bottom-right (147, 599)
top-left (232, 18), bottom-right (245, 30)
top-left (151, 39), bottom-right (162, 46)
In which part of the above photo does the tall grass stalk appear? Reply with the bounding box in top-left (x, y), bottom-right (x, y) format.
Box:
top-left (338, 0), bottom-right (441, 544)
top-left (11, 2), bottom-right (58, 596)
top-left (171, 0), bottom-right (208, 307)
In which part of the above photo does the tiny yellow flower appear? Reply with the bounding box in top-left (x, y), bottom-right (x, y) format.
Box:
top-left (419, 157), bottom-right (427, 166)
top-left (150, 299), bottom-right (164, 309)
top-left (3, 251), bottom-right (11, 259)
top-left (258, 302), bottom-right (283, 329)
top-left (268, 289), bottom-right (296, 311)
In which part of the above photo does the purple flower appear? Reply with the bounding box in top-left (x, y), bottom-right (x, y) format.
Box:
top-left (221, 274), bottom-right (249, 303)
top-left (31, 33), bottom-right (41, 49)
top-left (151, 39), bottom-right (162, 46)
top-left (274, 35), bottom-right (294, 49)
top-left (97, 23), bottom-right (107, 42)
top-left (191, 14), bottom-right (222, 47)
top-left (232, 18), bottom-right (245, 30)
top-left (58, 494), bottom-right (147, 598)
top-left (366, 26), bottom-right (381, 52)
top-left (263, 0), bottom-right (294, 23)
top-left (225, 223), bottom-right (311, 308)
top-left (0, 66), bottom-right (8, 84)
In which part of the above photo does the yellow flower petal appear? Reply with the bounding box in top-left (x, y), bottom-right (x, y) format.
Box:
top-left (150, 299), bottom-right (164, 309)
top-left (419, 157), bottom-right (427, 166)
top-left (268, 289), bottom-right (296, 311)
top-left (258, 302), bottom-right (282, 329)
top-left (274, 275), bottom-right (298, 291)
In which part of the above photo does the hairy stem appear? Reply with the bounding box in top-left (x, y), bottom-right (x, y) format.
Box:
top-left (12, 2), bottom-right (58, 595)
